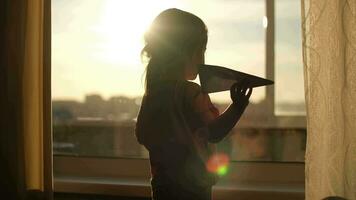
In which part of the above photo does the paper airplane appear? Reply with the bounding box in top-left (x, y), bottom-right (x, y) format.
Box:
top-left (198, 64), bottom-right (274, 93)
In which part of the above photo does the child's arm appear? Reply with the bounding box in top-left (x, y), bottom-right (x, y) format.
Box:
top-left (187, 82), bottom-right (252, 143)
top-left (208, 82), bottom-right (252, 143)
top-left (206, 100), bottom-right (248, 143)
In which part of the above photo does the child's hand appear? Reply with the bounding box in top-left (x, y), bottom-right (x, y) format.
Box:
top-left (230, 80), bottom-right (253, 110)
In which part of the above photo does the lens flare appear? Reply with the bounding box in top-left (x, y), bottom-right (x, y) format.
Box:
top-left (206, 153), bottom-right (230, 176)
top-left (217, 165), bottom-right (228, 176)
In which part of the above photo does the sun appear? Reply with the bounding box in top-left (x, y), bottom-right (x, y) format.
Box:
top-left (92, 0), bottom-right (181, 67)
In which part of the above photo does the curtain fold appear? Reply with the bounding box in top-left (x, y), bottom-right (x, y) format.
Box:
top-left (1, 0), bottom-right (50, 198)
top-left (301, 0), bottom-right (356, 199)
top-left (23, 0), bottom-right (45, 191)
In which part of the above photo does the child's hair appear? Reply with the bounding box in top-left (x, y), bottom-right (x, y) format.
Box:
top-left (141, 8), bottom-right (208, 94)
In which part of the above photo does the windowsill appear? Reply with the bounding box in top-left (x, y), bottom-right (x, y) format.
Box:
top-left (54, 156), bottom-right (305, 199)
top-left (54, 175), bottom-right (304, 200)
top-left (55, 176), bottom-right (151, 197)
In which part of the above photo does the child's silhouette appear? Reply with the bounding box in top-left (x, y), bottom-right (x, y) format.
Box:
top-left (136, 8), bottom-right (252, 200)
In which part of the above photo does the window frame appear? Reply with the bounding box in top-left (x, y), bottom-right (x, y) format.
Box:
top-left (44, 0), bottom-right (53, 196)
top-left (51, 0), bottom-right (306, 198)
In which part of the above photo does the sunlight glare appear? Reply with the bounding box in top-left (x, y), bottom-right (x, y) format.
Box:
top-left (262, 16), bottom-right (268, 28)
top-left (92, 0), bottom-right (180, 67)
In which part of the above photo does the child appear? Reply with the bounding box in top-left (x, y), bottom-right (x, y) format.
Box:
top-left (136, 8), bottom-right (252, 200)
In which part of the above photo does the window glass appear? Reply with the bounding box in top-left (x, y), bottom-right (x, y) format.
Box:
top-left (275, 0), bottom-right (305, 116)
top-left (52, 0), bottom-right (305, 162)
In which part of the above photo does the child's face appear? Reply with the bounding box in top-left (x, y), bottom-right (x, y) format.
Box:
top-left (185, 48), bottom-right (206, 80)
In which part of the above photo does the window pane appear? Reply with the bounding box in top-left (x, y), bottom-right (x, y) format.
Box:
top-left (52, 0), bottom-right (305, 162)
top-left (275, 0), bottom-right (306, 116)
top-left (184, 0), bottom-right (266, 104)
top-left (217, 128), bottom-right (306, 162)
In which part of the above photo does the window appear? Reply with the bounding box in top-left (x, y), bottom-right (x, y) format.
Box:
top-left (275, 0), bottom-right (305, 116)
top-left (52, 0), bottom-right (305, 196)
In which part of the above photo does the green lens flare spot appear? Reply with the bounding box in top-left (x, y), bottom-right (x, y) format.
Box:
top-left (217, 165), bottom-right (228, 176)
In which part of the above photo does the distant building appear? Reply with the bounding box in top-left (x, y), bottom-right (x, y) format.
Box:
top-left (52, 94), bottom-right (306, 161)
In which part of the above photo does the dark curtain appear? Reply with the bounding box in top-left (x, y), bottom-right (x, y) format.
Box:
top-left (0, 0), bottom-right (27, 199)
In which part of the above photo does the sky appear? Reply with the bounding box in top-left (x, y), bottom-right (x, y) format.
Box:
top-left (52, 0), bottom-right (304, 106)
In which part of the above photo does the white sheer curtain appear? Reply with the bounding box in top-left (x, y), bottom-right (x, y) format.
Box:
top-left (301, 0), bottom-right (356, 199)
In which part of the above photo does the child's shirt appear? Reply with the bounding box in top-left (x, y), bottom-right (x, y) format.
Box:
top-left (135, 80), bottom-right (219, 190)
